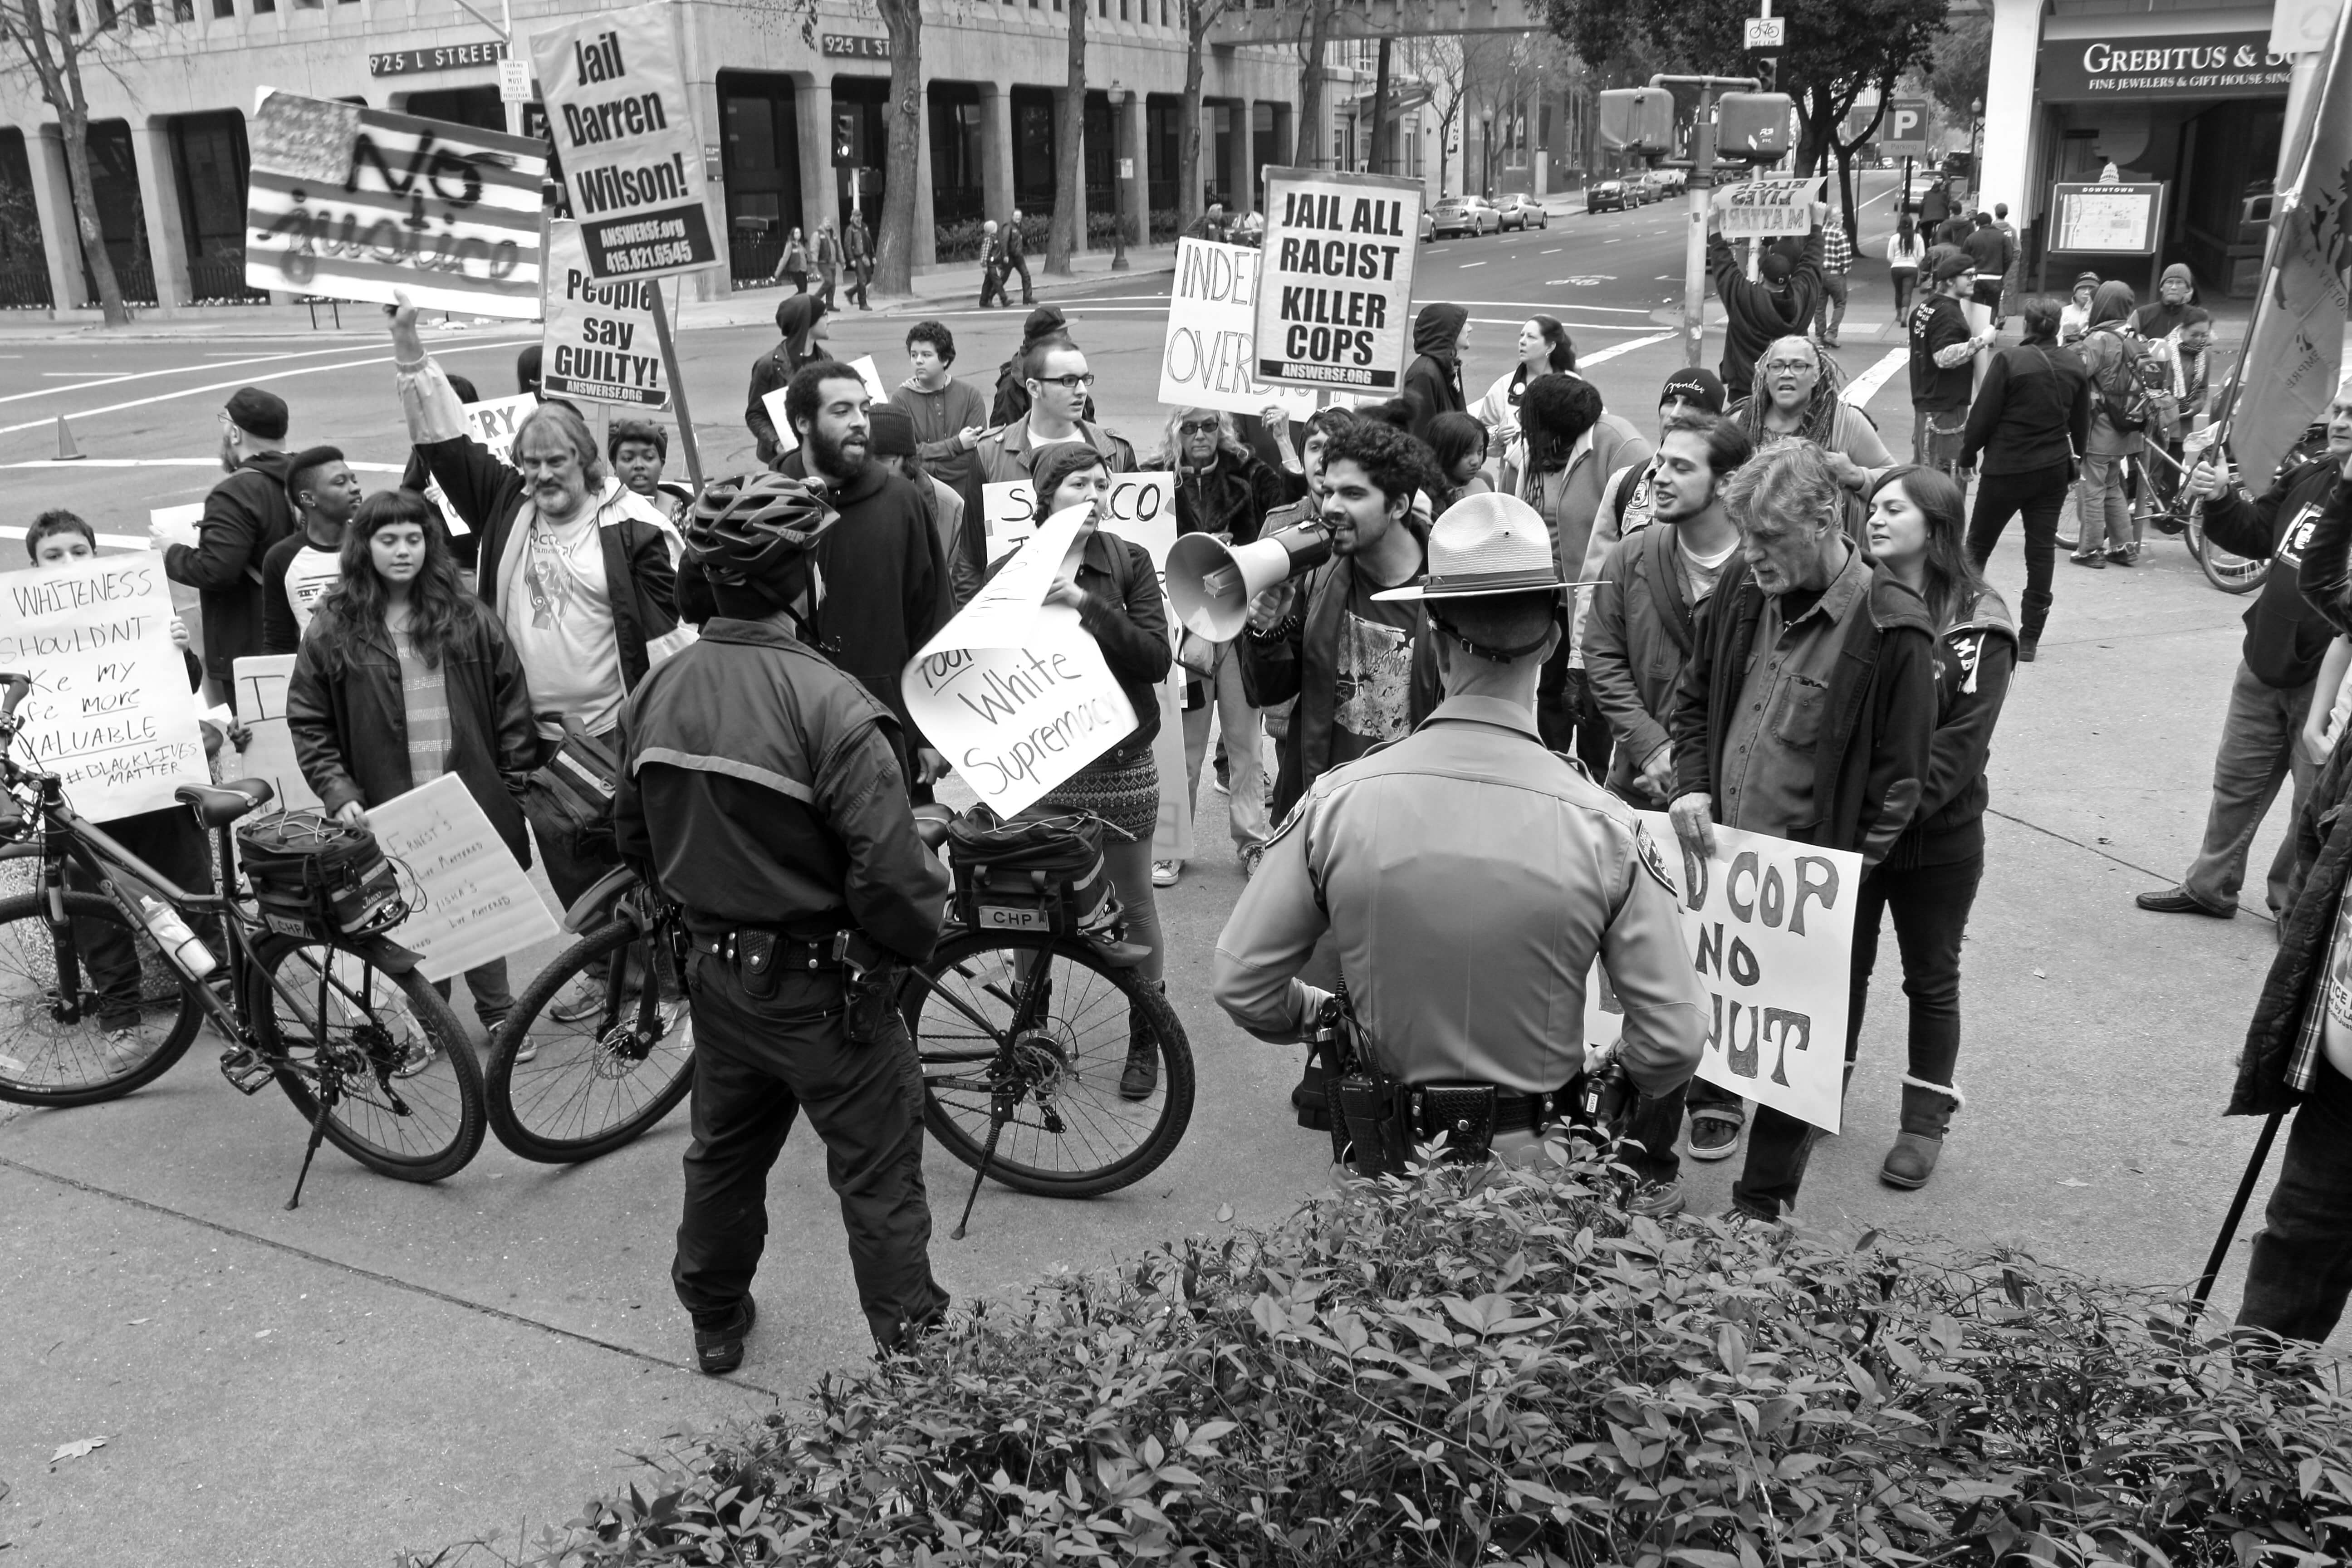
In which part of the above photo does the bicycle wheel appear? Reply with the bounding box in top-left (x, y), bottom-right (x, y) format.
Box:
top-left (0, 889), bottom-right (202, 1107)
top-left (2191, 514), bottom-right (2266, 595)
top-left (250, 939), bottom-right (484, 1182)
top-left (486, 917), bottom-right (695, 1163)
top-left (903, 931), bottom-right (1193, 1198)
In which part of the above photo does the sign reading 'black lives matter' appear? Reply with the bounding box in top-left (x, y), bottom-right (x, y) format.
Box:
top-left (1253, 167), bottom-right (1423, 392)
top-left (530, 1), bottom-right (716, 280)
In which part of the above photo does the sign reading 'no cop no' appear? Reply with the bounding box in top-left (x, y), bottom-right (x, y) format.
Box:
top-left (1254, 167), bottom-right (1423, 393)
top-left (529, 1), bottom-right (716, 280)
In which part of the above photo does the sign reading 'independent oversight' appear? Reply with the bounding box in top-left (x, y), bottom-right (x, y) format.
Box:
top-left (530, 2), bottom-right (716, 281)
top-left (1254, 167), bottom-right (1422, 392)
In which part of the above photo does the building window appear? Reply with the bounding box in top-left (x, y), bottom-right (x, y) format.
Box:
top-left (172, 111), bottom-right (265, 302)
top-left (719, 72), bottom-right (802, 285)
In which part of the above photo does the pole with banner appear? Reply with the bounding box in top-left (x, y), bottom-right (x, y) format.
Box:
top-left (648, 284), bottom-right (703, 491)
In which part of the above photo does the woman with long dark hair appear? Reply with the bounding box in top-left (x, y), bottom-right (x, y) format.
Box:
top-left (1425, 411), bottom-right (1495, 516)
top-left (1000, 443), bottom-right (1173, 1097)
top-left (1962, 296), bottom-right (2091, 663)
top-left (286, 489), bottom-right (537, 1063)
top-left (1886, 215), bottom-right (1922, 317)
top-left (1475, 315), bottom-right (1577, 485)
top-left (1855, 466), bottom-right (2017, 1190)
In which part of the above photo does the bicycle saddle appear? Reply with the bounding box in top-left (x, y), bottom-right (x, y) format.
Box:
top-left (912, 803), bottom-right (956, 853)
top-left (176, 777), bottom-right (274, 828)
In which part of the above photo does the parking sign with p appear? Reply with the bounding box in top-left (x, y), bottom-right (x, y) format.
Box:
top-left (1881, 98), bottom-right (1928, 157)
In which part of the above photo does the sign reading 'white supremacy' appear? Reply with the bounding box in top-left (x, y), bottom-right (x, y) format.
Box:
top-left (529, 2), bottom-right (717, 280)
top-left (540, 220), bottom-right (669, 408)
top-left (0, 558), bottom-right (206, 822)
top-left (244, 91), bottom-right (549, 318)
top-left (1254, 167), bottom-right (1423, 392)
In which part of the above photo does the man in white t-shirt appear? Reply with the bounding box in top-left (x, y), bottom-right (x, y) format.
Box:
top-left (263, 445), bottom-right (359, 653)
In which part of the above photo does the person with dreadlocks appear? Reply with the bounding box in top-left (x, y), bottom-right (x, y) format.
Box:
top-left (1726, 336), bottom-right (1892, 530)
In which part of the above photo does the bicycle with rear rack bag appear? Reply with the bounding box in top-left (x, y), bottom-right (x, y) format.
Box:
top-left (0, 672), bottom-right (485, 1205)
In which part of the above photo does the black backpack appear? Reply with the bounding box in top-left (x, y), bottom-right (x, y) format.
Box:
top-left (2086, 324), bottom-right (2158, 433)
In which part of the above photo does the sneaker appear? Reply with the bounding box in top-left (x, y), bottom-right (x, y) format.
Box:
top-left (1628, 1177), bottom-right (1686, 1219)
top-left (1210, 772), bottom-right (1230, 797)
top-left (693, 1296), bottom-right (757, 1376)
top-left (101, 1026), bottom-right (149, 1074)
top-left (549, 979), bottom-right (608, 1025)
top-left (391, 1038), bottom-right (439, 1080)
top-left (1240, 843), bottom-right (1265, 880)
top-left (1687, 1107), bottom-right (1744, 1161)
top-left (2107, 546), bottom-right (2136, 567)
top-left (2069, 552), bottom-right (2106, 569)
top-left (510, 1031), bottom-right (538, 1065)
top-left (1151, 860), bottom-right (1180, 888)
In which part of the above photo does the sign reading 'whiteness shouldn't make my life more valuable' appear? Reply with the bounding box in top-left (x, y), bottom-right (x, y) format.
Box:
top-left (0, 558), bottom-right (207, 823)
top-left (1159, 240), bottom-right (1318, 421)
top-left (244, 91), bottom-right (550, 318)
top-left (1254, 167), bottom-right (1423, 392)
top-left (540, 220), bottom-right (670, 408)
top-left (530, 1), bottom-right (717, 281)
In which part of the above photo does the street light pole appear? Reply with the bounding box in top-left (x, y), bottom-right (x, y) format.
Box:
top-left (1107, 81), bottom-right (1131, 272)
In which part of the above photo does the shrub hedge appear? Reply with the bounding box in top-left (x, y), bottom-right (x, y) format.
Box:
top-left (455, 1151), bottom-right (2352, 1566)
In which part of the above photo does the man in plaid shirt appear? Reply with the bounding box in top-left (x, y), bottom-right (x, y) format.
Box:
top-left (1813, 213), bottom-right (1853, 348)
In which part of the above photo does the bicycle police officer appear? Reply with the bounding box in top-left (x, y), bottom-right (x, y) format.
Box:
top-left (1211, 493), bottom-right (1707, 1199)
top-left (614, 473), bottom-right (951, 1375)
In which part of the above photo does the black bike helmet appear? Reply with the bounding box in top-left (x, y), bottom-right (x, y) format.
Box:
top-left (684, 473), bottom-right (838, 594)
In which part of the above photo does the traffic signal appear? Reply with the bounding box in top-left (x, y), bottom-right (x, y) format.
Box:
top-left (832, 111), bottom-right (858, 167)
top-left (1716, 92), bottom-right (1793, 163)
top-left (1597, 88), bottom-right (1674, 157)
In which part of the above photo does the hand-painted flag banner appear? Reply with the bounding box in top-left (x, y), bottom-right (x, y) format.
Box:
top-left (244, 91), bottom-right (549, 319)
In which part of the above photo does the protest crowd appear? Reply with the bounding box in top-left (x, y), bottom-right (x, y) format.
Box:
top-left (18, 172), bottom-right (2352, 1386)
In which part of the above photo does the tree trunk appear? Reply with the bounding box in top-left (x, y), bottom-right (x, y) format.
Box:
top-left (1294, 0), bottom-right (1333, 169)
top-left (56, 100), bottom-right (127, 326)
top-left (873, 0), bottom-right (922, 294)
top-left (1046, 0), bottom-right (1086, 273)
top-left (1178, 5), bottom-right (1206, 235)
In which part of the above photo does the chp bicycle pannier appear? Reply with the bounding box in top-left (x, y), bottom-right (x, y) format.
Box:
top-left (943, 805), bottom-right (1116, 937)
top-left (235, 809), bottom-right (405, 941)
top-left (523, 717), bottom-right (622, 861)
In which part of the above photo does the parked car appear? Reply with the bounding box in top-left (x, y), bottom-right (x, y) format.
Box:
top-left (1626, 171), bottom-right (1662, 205)
top-left (1494, 193), bottom-right (1548, 231)
top-left (1427, 195), bottom-right (1499, 238)
top-left (1654, 168), bottom-right (1686, 196)
top-left (1585, 178), bottom-right (1632, 214)
top-left (1419, 206), bottom-right (1435, 242)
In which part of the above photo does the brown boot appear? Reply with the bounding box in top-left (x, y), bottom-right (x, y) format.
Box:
top-left (1880, 1078), bottom-right (1961, 1189)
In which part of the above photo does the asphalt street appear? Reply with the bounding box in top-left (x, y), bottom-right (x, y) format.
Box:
top-left (0, 171), bottom-right (2324, 1564)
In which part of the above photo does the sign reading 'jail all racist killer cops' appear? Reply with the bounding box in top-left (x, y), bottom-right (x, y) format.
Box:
top-left (541, 220), bottom-right (669, 408)
top-left (1254, 167), bottom-right (1422, 392)
top-left (529, 2), bottom-right (717, 281)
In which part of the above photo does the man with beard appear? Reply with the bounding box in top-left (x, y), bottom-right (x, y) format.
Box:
top-left (775, 361), bottom-right (954, 794)
top-left (167, 387), bottom-right (298, 706)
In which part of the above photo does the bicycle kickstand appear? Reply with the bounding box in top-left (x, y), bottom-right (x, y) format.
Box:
top-left (285, 1088), bottom-right (334, 1210)
top-left (951, 1094), bottom-right (1013, 1242)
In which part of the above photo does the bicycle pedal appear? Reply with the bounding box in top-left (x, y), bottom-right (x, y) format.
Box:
top-left (217, 1046), bottom-right (274, 1095)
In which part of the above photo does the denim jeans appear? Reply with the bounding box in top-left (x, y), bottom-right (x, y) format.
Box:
top-left (1814, 273), bottom-right (1849, 341)
top-left (1730, 853), bottom-right (1982, 1218)
top-left (2074, 452), bottom-right (2132, 555)
top-left (1180, 639), bottom-right (1269, 856)
top-left (2239, 1058), bottom-right (2352, 1342)
top-left (433, 960), bottom-right (515, 1033)
top-left (2182, 661), bottom-right (2316, 918)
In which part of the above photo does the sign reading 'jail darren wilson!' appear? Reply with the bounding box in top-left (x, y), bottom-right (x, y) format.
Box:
top-left (1254, 167), bottom-right (1423, 393)
top-left (529, 1), bottom-right (716, 281)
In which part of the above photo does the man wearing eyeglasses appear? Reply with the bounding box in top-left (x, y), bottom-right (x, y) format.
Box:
top-left (973, 338), bottom-right (1137, 488)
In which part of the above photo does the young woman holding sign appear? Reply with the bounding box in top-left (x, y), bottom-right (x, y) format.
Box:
top-left (994, 443), bottom-right (1173, 1098)
top-left (1856, 466), bottom-right (2016, 1190)
top-left (285, 490), bottom-right (539, 1066)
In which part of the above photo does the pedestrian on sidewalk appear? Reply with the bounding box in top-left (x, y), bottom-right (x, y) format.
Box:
top-left (813, 223), bottom-right (841, 312)
top-left (976, 220), bottom-right (1008, 309)
top-left (1003, 210), bottom-right (1036, 305)
top-left (2059, 270), bottom-right (2100, 344)
top-left (2135, 388), bottom-right (2352, 922)
top-left (1886, 216), bottom-right (1923, 320)
top-left (1963, 213), bottom-right (2013, 327)
top-left (1854, 466), bottom-right (2017, 1190)
top-left (2069, 281), bottom-right (2148, 568)
top-left (1993, 203), bottom-right (2021, 318)
top-left (772, 227), bottom-right (809, 294)
top-left (1813, 213), bottom-right (1853, 348)
top-left (844, 216), bottom-right (872, 310)
top-left (1962, 297), bottom-right (2091, 663)
top-left (1906, 250), bottom-right (1990, 478)
top-left (2134, 262), bottom-right (2197, 341)
top-left (1665, 442), bottom-right (1937, 1219)
top-left (286, 488), bottom-right (537, 1058)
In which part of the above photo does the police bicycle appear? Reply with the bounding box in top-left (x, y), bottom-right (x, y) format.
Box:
top-left (0, 673), bottom-right (485, 1202)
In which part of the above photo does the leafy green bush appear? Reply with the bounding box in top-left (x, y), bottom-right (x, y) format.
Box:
top-left (459, 1152), bottom-right (2352, 1566)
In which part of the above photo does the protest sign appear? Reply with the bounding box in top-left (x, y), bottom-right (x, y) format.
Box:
top-left (1254, 167), bottom-right (1423, 393)
top-left (1623, 811), bottom-right (1858, 1135)
top-left (460, 393), bottom-right (539, 464)
top-left (541, 220), bottom-right (670, 409)
top-left (981, 470), bottom-right (1176, 566)
top-left (1160, 240), bottom-right (1317, 420)
top-left (1714, 176), bottom-right (1824, 239)
top-left (757, 356), bottom-right (889, 457)
top-left (0, 558), bottom-right (206, 821)
top-left (244, 91), bottom-right (549, 318)
top-left (148, 504), bottom-right (203, 552)
top-left (363, 772), bottom-right (562, 982)
top-left (529, 1), bottom-right (717, 281)
top-left (229, 655), bottom-right (323, 812)
top-left (902, 505), bottom-right (1137, 817)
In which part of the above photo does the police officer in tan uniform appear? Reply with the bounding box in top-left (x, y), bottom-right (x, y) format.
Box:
top-left (1211, 493), bottom-right (1705, 1195)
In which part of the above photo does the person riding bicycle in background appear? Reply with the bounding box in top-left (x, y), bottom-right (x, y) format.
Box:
top-left (613, 472), bottom-right (951, 1377)
top-left (284, 489), bottom-right (537, 1068)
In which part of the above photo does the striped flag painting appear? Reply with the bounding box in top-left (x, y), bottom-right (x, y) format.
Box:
top-left (244, 91), bottom-right (550, 319)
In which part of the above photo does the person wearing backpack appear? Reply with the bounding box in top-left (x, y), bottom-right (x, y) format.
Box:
top-left (2069, 281), bottom-right (2151, 568)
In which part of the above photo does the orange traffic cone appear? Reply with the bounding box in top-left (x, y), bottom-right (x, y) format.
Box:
top-left (53, 415), bottom-right (82, 461)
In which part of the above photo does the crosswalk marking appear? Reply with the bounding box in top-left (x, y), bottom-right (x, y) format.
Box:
top-left (1842, 347), bottom-right (1908, 410)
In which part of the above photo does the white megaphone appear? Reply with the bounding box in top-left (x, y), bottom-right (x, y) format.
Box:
top-left (1166, 520), bottom-right (1335, 641)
